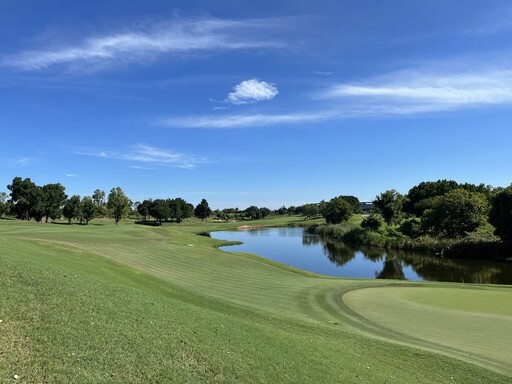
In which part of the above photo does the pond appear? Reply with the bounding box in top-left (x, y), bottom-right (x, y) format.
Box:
top-left (211, 227), bottom-right (512, 284)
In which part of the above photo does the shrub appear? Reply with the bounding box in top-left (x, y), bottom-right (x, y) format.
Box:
top-left (399, 218), bottom-right (423, 238)
top-left (361, 214), bottom-right (383, 231)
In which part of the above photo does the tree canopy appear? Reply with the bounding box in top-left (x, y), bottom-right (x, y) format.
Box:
top-left (63, 195), bottom-right (81, 224)
top-left (107, 187), bottom-right (131, 225)
top-left (373, 190), bottom-right (405, 225)
top-left (489, 187), bottom-right (512, 242)
top-left (322, 196), bottom-right (353, 224)
top-left (194, 199), bottom-right (212, 221)
top-left (422, 189), bottom-right (489, 238)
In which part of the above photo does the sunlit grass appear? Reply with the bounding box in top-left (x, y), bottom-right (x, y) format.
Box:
top-left (0, 219), bottom-right (511, 383)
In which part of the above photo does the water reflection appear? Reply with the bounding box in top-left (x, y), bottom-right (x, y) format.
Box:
top-left (315, 233), bottom-right (512, 284)
top-left (212, 228), bottom-right (512, 284)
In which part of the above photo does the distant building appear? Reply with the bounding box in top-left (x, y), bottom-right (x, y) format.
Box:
top-left (360, 202), bottom-right (374, 214)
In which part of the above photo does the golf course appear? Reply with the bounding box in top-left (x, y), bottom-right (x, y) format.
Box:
top-left (1, 217), bottom-right (511, 383)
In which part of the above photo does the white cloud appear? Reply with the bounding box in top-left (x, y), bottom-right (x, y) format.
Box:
top-left (2, 17), bottom-right (285, 71)
top-left (161, 111), bottom-right (334, 129)
top-left (313, 71), bottom-right (333, 76)
top-left (74, 144), bottom-right (207, 169)
top-left (322, 68), bottom-right (512, 114)
top-left (226, 79), bottom-right (278, 105)
top-left (160, 63), bottom-right (512, 129)
top-left (13, 157), bottom-right (32, 167)
top-left (65, 173), bottom-right (78, 178)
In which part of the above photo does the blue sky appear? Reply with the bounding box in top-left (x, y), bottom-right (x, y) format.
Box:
top-left (1, 0), bottom-right (512, 209)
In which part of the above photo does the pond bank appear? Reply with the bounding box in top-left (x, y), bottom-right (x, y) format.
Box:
top-left (307, 223), bottom-right (512, 261)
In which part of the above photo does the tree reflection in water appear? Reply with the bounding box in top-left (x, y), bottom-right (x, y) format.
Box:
top-left (304, 232), bottom-right (512, 284)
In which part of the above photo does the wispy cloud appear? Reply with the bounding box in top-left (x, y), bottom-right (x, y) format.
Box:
top-left (12, 157), bottom-right (33, 167)
top-left (160, 64), bottom-right (512, 128)
top-left (74, 144), bottom-right (207, 169)
top-left (313, 71), bottom-right (333, 76)
top-left (226, 79), bottom-right (278, 105)
top-left (323, 68), bottom-right (512, 113)
top-left (467, 5), bottom-right (512, 36)
top-left (161, 111), bottom-right (334, 129)
top-left (128, 165), bottom-right (155, 170)
top-left (65, 173), bottom-right (79, 178)
top-left (2, 17), bottom-right (286, 71)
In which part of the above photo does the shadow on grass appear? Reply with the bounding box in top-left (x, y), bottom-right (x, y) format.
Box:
top-left (135, 220), bottom-right (163, 227)
top-left (50, 221), bottom-right (104, 226)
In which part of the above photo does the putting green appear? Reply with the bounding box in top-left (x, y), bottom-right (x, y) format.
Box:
top-left (343, 286), bottom-right (512, 375)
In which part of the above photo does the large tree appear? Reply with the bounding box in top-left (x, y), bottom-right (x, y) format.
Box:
top-left (150, 199), bottom-right (170, 225)
top-left (322, 196), bottom-right (353, 224)
top-left (489, 187), bottom-right (512, 242)
top-left (7, 177), bottom-right (39, 220)
top-left (0, 192), bottom-right (9, 217)
top-left (80, 196), bottom-right (96, 225)
top-left (92, 189), bottom-right (107, 217)
top-left (41, 183), bottom-right (67, 223)
top-left (63, 195), bottom-right (81, 224)
top-left (405, 180), bottom-right (493, 216)
top-left (422, 189), bottom-right (489, 238)
top-left (194, 199), bottom-right (212, 221)
top-left (168, 198), bottom-right (193, 223)
top-left (405, 180), bottom-right (460, 216)
top-left (107, 187), bottom-right (131, 225)
top-left (302, 203), bottom-right (320, 219)
top-left (244, 205), bottom-right (262, 220)
top-left (373, 190), bottom-right (405, 225)
top-left (340, 195), bottom-right (362, 214)
top-left (137, 199), bottom-right (152, 223)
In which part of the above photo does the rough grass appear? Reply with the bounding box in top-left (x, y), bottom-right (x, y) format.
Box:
top-left (0, 218), bottom-right (511, 383)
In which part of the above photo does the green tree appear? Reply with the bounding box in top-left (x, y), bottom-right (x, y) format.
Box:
top-left (0, 192), bottom-right (9, 217)
top-left (422, 189), bottom-right (489, 238)
top-left (168, 198), bottom-right (193, 223)
top-left (373, 190), bottom-right (405, 225)
top-left (340, 195), bottom-right (362, 214)
top-left (7, 177), bottom-right (39, 220)
top-left (302, 203), bottom-right (320, 219)
top-left (80, 196), bottom-right (96, 225)
top-left (107, 187), bottom-right (131, 225)
top-left (322, 196), bottom-right (353, 224)
top-left (150, 199), bottom-right (170, 225)
top-left (63, 195), bottom-right (81, 224)
top-left (29, 187), bottom-right (45, 222)
top-left (41, 183), bottom-right (67, 223)
top-left (260, 207), bottom-right (271, 218)
top-left (489, 187), bottom-right (512, 242)
top-left (244, 205), bottom-right (262, 220)
top-left (92, 189), bottom-right (107, 217)
top-left (361, 214), bottom-right (383, 231)
top-left (137, 199), bottom-right (152, 222)
top-left (194, 198), bottom-right (212, 221)
top-left (405, 180), bottom-right (460, 216)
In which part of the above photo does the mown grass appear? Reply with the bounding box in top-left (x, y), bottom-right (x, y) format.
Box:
top-left (0, 218), bottom-right (511, 383)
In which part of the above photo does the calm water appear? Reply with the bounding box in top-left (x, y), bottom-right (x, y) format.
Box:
top-left (211, 227), bottom-right (512, 284)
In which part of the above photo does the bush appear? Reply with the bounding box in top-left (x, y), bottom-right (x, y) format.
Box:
top-left (399, 218), bottom-right (423, 239)
top-left (361, 214), bottom-right (383, 231)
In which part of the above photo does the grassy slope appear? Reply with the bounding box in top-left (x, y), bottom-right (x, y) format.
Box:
top-left (0, 218), bottom-right (511, 383)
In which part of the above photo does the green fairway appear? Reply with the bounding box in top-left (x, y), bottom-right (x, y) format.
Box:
top-left (0, 218), bottom-right (511, 383)
top-left (343, 286), bottom-right (512, 374)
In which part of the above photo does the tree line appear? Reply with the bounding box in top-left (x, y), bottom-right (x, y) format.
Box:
top-left (1, 177), bottom-right (213, 226)
top-left (315, 180), bottom-right (511, 244)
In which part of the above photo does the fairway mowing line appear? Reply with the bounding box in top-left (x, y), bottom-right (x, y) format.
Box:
top-left (5, 225), bottom-right (511, 378)
top-left (340, 285), bottom-right (512, 377)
